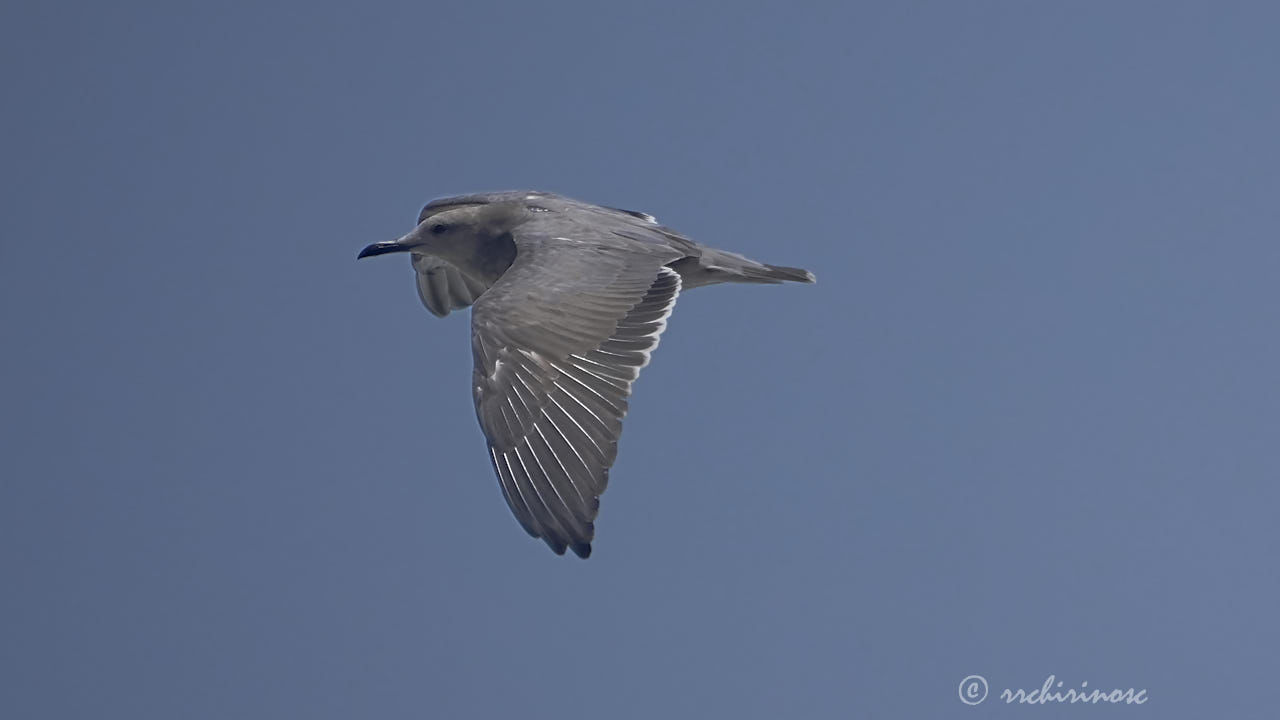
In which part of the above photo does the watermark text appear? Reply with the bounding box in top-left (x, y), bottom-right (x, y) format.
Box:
top-left (959, 674), bottom-right (1148, 706)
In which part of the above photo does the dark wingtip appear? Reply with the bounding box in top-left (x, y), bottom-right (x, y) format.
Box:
top-left (547, 537), bottom-right (592, 558)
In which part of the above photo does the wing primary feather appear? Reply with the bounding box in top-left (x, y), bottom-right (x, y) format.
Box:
top-left (531, 424), bottom-right (596, 517)
top-left (490, 447), bottom-right (539, 539)
top-left (504, 450), bottom-right (568, 555)
top-left (550, 362), bottom-right (627, 415)
top-left (522, 435), bottom-right (594, 539)
top-left (544, 394), bottom-right (608, 464)
top-left (539, 411), bottom-right (602, 495)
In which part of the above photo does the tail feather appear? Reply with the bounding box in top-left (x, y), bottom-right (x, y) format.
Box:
top-left (760, 263), bottom-right (817, 284)
top-left (668, 249), bottom-right (816, 288)
top-left (725, 261), bottom-right (817, 285)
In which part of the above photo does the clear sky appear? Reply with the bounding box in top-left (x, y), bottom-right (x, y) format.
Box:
top-left (2, 2), bottom-right (1277, 718)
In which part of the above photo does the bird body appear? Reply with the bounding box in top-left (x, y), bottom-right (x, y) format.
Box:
top-left (359, 191), bottom-right (813, 557)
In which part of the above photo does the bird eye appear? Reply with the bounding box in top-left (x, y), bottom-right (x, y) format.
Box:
top-left (430, 223), bottom-right (448, 234)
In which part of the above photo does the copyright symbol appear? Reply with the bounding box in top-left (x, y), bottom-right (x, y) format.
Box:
top-left (959, 674), bottom-right (988, 705)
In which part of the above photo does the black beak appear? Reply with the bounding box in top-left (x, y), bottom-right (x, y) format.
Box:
top-left (357, 241), bottom-right (408, 259)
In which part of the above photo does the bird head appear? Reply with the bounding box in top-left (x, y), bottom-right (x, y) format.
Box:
top-left (358, 194), bottom-right (537, 260)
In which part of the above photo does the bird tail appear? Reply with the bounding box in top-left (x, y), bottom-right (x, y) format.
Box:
top-left (669, 248), bottom-right (816, 288)
top-left (707, 248), bottom-right (816, 284)
top-left (748, 263), bottom-right (817, 284)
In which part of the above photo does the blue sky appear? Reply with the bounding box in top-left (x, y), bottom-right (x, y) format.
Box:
top-left (2, 2), bottom-right (1277, 718)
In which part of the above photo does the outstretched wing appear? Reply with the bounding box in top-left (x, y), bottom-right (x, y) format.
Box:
top-left (470, 233), bottom-right (683, 557)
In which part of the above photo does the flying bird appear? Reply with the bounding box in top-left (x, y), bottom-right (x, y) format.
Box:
top-left (359, 191), bottom-right (814, 558)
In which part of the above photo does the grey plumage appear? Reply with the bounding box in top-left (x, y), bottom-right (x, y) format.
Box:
top-left (359, 191), bottom-right (814, 558)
